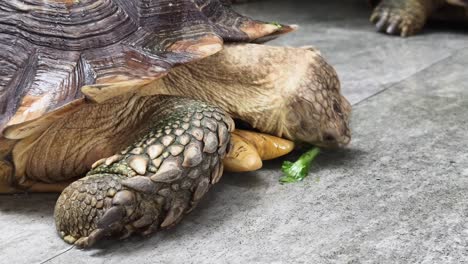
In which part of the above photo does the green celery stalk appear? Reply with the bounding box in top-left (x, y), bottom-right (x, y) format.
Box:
top-left (280, 147), bottom-right (320, 183)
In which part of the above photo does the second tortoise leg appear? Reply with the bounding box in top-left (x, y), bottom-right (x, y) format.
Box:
top-left (54, 96), bottom-right (234, 247)
top-left (19, 180), bottom-right (72, 193)
top-left (0, 156), bottom-right (72, 194)
top-left (0, 160), bottom-right (17, 194)
top-left (370, 0), bottom-right (445, 36)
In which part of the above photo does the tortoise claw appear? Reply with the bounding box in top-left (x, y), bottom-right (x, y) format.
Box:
top-left (74, 228), bottom-right (106, 248)
top-left (375, 12), bottom-right (389, 31)
top-left (386, 19), bottom-right (401, 35)
top-left (232, 130), bottom-right (294, 160)
top-left (223, 129), bottom-right (295, 172)
top-left (97, 206), bottom-right (126, 230)
top-left (223, 133), bottom-right (262, 172)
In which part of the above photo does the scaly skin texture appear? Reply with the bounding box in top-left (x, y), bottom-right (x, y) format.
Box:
top-left (370, 0), bottom-right (446, 36)
top-left (54, 95), bottom-right (233, 247)
top-left (142, 44), bottom-right (351, 148)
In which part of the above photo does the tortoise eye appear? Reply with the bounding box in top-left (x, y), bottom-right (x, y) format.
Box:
top-left (333, 100), bottom-right (342, 116)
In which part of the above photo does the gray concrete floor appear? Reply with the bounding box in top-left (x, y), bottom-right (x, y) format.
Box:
top-left (1, 0), bottom-right (468, 263)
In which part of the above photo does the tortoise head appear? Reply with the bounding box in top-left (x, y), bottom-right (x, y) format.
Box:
top-left (282, 51), bottom-right (351, 148)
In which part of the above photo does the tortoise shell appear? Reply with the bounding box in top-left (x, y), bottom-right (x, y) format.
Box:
top-left (0, 0), bottom-right (293, 139)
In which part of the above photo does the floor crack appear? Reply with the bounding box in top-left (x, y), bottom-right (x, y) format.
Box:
top-left (38, 246), bottom-right (74, 264)
top-left (352, 51), bottom-right (458, 107)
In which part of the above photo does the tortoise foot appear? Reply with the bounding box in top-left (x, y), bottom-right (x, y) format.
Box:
top-left (370, 0), bottom-right (431, 37)
top-left (55, 155), bottom-right (226, 248)
top-left (61, 229), bottom-right (106, 248)
top-left (73, 229), bottom-right (107, 248)
top-left (55, 174), bottom-right (137, 248)
top-left (54, 96), bottom-right (233, 247)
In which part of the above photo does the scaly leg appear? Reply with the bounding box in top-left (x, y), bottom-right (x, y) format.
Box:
top-left (54, 96), bottom-right (233, 248)
top-left (0, 160), bottom-right (16, 194)
top-left (370, 0), bottom-right (445, 36)
top-left (22, 180), bottom-right (72, 193)
top-left (0, 160), bottom-right (72, 194)
top-left (0, 138), bottom-right (18, 194)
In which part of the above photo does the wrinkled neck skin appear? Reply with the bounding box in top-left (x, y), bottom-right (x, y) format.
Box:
top-left (141, 44), bottom-right (348, 145)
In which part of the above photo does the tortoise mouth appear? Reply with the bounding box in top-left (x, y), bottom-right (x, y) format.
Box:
top-left (304, 128), bottom-right (351, 149)
top-left (313, 136), bottom-right (351, 149)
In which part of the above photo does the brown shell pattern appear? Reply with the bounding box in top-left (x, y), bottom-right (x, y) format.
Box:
top-left (0, 0), bottom-right (293, 138)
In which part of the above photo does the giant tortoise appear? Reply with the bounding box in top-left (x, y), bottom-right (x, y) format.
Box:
top-left (0, 0), bottom-right (351, 247)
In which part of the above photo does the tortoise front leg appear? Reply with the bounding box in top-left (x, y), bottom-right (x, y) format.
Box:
top-left (0, 138), bottom-right (17, 194)
top-left (370, 0), bottom-right (445, 36)
top-left (0, 160), bottom-right (16, 193)
top-left (54, 96), bottom-right (233, 248)
top-left (0, 160), bottom-right (71, 193)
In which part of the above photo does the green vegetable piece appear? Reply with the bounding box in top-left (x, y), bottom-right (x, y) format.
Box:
top-left (270, 22), bottom-right (282, 28)
top-left (280, 147), bottom-right (320, 183)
